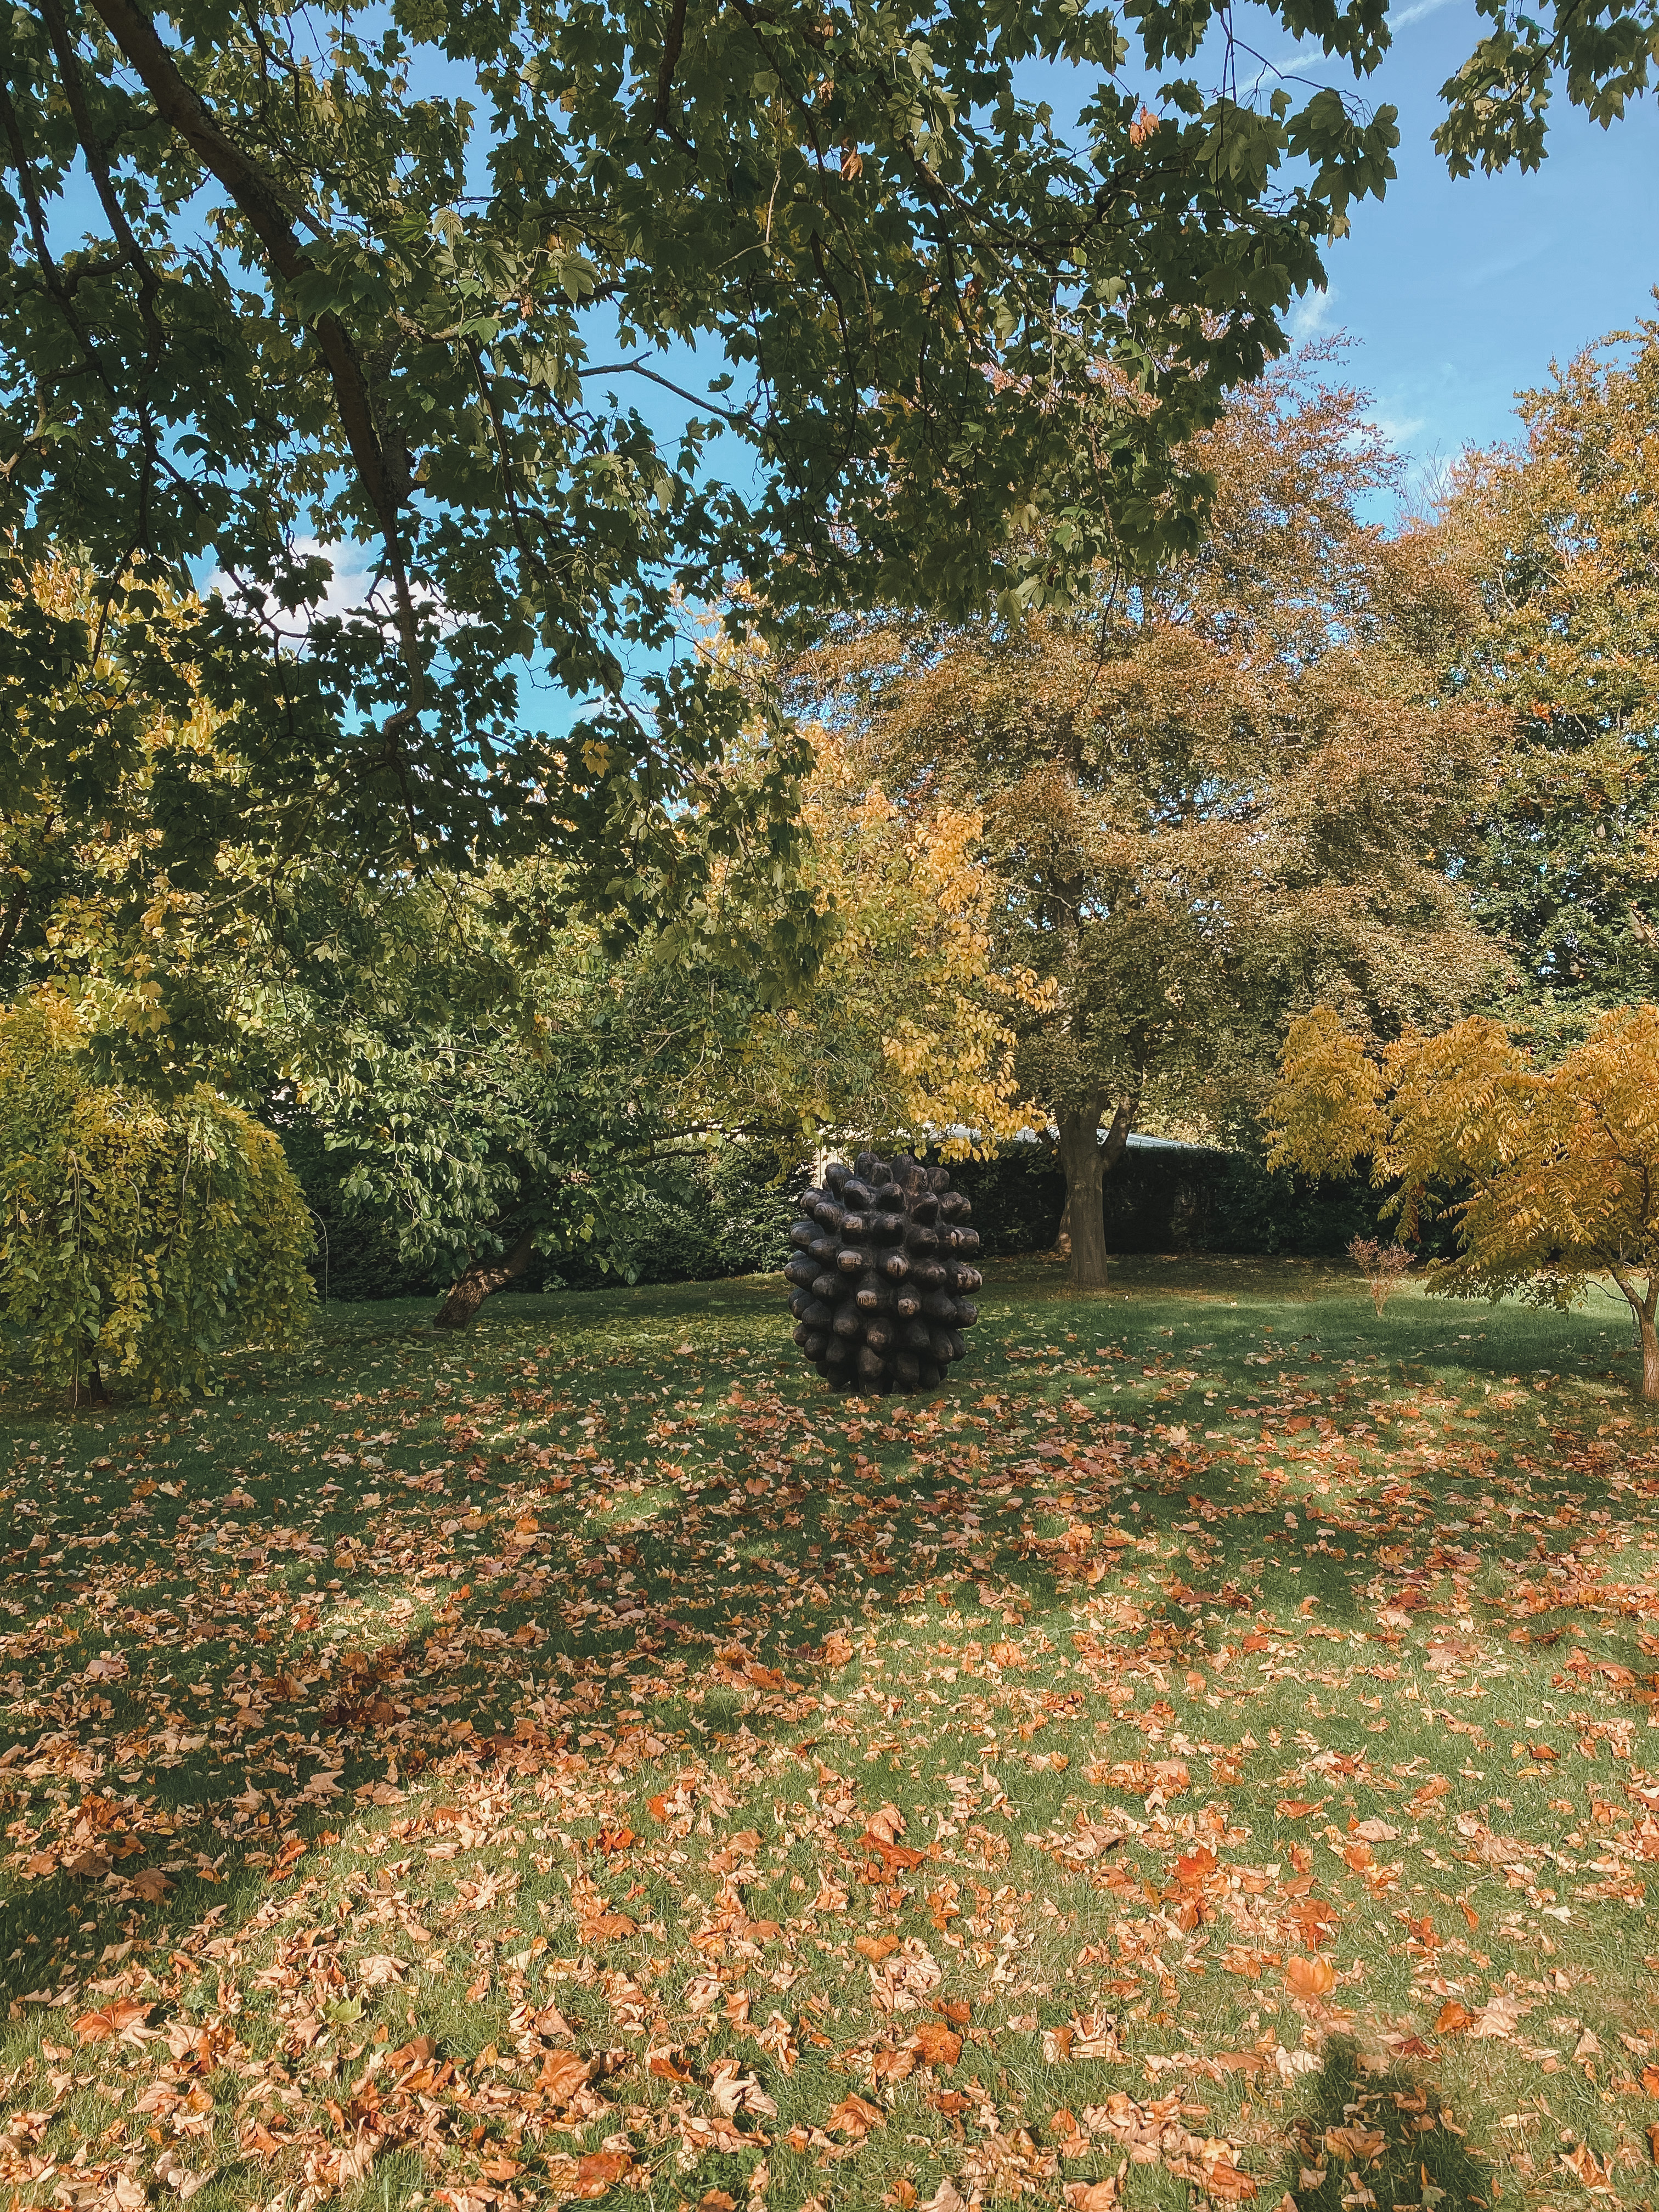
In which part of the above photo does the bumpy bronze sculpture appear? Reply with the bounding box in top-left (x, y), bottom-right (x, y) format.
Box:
top-left (783, 1150), bottom-right (982, 1392)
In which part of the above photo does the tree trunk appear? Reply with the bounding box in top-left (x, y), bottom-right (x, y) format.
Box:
top-left (1612, 1269), bottom-right (1659, 1402)
top-left (433, 1226), bottom-right (538, 1331)
top-left (1055, 1096), bottom-right (1138, 1293)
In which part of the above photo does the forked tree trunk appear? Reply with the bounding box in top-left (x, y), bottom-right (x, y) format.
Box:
top-left (1055, 1095), bottom-right (1138, 1292)
top-left (433, 1226), bottom-right (538, 1331)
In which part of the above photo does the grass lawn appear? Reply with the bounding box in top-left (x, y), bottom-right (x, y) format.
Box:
top-left (2, 1254), bottom-right (1658, 2212)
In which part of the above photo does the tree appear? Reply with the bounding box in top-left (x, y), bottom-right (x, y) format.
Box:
top-left (791, 361), bottom-right (1502, 1289)
top-left (4, 0), bottom-right (1642, 913)
top-left (0, 996), bottom-right (313, 1399)
top-left (1440, 320), bottom-right (1659, 1042)
top-left (1266, 1005), bottom-right (1659, 1402)
top-left (1, 561), bottom-right (1031, 1329)
top-left (298, 745), bottom-right (1036, 1329)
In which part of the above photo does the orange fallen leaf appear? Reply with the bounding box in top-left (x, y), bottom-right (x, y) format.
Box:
top-left (1276, 1800), bottom-right (1318, 1819)
top-left (546, 2149), bottom-right (633, 2201)
top-left (580, 1912), bottom-right (638, 1942)
top-left (73, 1999), bottom-right (153, 2045)
top-left (1436, 2001), bottom-right (1474, 2034)
top-left (1284, 1956), bottom-right (1335, 1999)
top-left (910, 2021), bottom-right (962, 2067)
top-left (539, 2052), bottom-right (594, 2102)
top-left (1641, 2064), bottom-right (1659, 2096)
top-left (856, 1933), bottom-right (900, 1962)
top-left (1065, 2183), bottom-right (1121, 2211)
top-left (826, 2092), bottom-right (885, 2137)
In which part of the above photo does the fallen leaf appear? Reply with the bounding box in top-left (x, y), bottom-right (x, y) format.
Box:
top-left (73, 1998), bottom-right (154, 2045)
top-left (910, 2020), bottom-right (962, 2068)
top-left (1284, 1956), bottom-right (1335, 1999)
top-left (546, 2148), bottom-right (633, 2201)
top-left (826, 2092), bottom-right (885, 2138)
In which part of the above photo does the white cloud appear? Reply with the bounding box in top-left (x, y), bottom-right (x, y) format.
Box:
top-left (1364, 407), bottom-right (1427, 448)
top-left (1289, 285), bottom-right (1339, 344)
top-left (207, 537), bottom-right (458, 637)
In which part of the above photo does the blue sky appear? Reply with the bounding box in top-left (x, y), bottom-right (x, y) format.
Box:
top-left (1267, 3), bottom-right (1659, 481)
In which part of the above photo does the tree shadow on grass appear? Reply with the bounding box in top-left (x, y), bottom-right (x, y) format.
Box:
top-left (1283, 2039), bottom-right (1497, 2212)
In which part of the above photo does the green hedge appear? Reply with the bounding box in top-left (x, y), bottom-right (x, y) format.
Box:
top-left (285, 1115), bottom-right (1395, 1305)
top-left (946, 1138), bottom-right (1382, 1259)
top-left (283, 1122), bottom-right (802, 1303)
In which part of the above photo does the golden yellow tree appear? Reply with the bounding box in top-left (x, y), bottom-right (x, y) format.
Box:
top-left (1267, 1005), bottom-right (1659, 1400)
top-left (678, 733), bottom-right (1045, 1161)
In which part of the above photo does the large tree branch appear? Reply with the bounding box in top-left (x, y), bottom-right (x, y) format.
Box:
top-left (85, 0), bottom-right (426, 710)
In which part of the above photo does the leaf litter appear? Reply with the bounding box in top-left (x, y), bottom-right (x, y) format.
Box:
top-left (0, 1268), bottom-right (1656, 2210)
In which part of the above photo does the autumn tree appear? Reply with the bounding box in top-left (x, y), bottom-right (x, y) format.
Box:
top-left (0, 997), bottom-right (313, 1400)
top-left (1267, 1005), bottom-right (1659, 1402)
top-left (3, 0), bottom-right (1647, 923)
top-left (791, 361), bottom-right (1501, 1288)
top-left (3, 561), bottom-right (1031, 1330)
top-left (1438, 321), bottom-right (1659, 1041)
top-left (303, 746), bottom-right (1036, 1329)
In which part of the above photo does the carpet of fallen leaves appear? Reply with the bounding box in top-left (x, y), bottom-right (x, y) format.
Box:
top-left (2, 1258), bottom-right (1658, 2212)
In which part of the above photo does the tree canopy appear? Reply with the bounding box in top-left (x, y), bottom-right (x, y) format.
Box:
top-left (1440, 319), bottom-right (1659, 1042)
top-left (791, 360), bottom-right (1502, 1286)
top-left (4, 0), bottom-right (1649, 913)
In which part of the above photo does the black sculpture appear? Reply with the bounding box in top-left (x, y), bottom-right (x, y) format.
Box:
top-left (783, 1150), bottom-right (983, 1392)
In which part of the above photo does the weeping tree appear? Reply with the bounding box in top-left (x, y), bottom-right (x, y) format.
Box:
top-left (0, 998), bottom-right (313, 1398)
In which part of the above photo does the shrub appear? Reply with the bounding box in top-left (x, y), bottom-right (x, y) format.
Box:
top-left (1348, 1236), bottom-right (1413, 1315)
top-left (0, 1000), bottom-right (313, 1398)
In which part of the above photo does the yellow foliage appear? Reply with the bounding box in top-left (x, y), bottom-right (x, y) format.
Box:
top-left (1266, 1009), bottom-right (1387, 1180)
top-left (1267, 1004), bottom-right (1659, 1396)
top-left (695, 732), bottom-right (1045, 1155)
top-left (0, 998), bottom-right (314, 1399)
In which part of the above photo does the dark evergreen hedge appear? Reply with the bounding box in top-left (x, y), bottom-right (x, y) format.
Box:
top-left (285, 1118), bottom-right (1392, 1305)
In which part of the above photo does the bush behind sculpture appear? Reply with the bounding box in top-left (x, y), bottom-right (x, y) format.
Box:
top-left (0, 1001), bottom-right (313, 1398)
